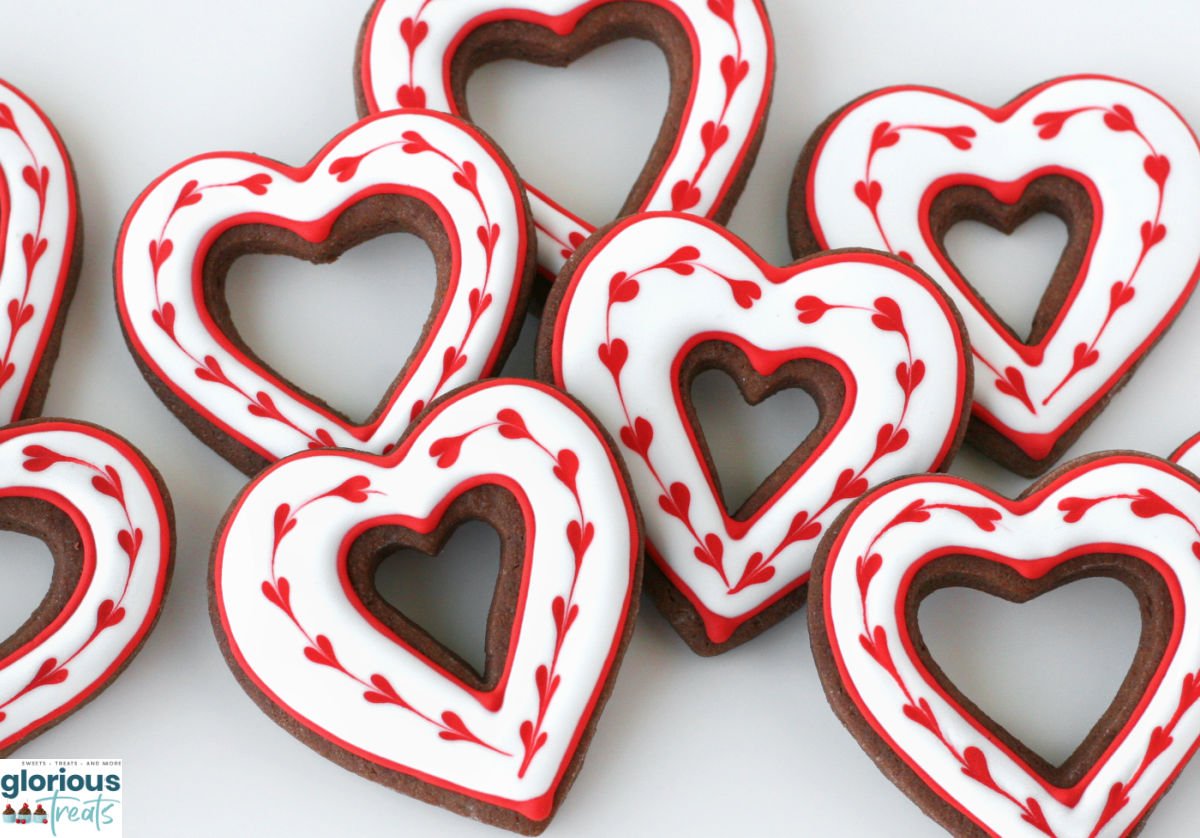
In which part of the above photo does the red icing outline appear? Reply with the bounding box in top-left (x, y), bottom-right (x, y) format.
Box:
top-left (1171, 434), bottom-right (1200, 469)
top-left (213, 379), bottom-right (640, 823)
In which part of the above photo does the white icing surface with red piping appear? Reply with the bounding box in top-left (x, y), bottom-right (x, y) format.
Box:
top-left (360, 0), bottom-right (774, 276)
top-left (0, 423), bottom-right (172, 753)
top-left (820, 456), bottom-right (1200, 837)
top-left (213, 381), bottom-right (638, 821)
top-left (116, 111), bottom-right (530, 467)
top-left (547, 213), bottom-right (967, 645)
top-left (804, 76), bottom-right (1200, 465)
top-left (0, 79), bottom-right (78, 425)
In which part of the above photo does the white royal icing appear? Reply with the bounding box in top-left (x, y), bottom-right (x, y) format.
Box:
top-left (360, 0), bottom-right (774, 276)
top-left (548, 214), bottom-right (967, 644)
top-left (0, 423), bottom-right (172, 753)
top-left (0, 80), bottom-right (77, 424)
top-left (805, 76), bottom-right (1200, 465)
top-left (116, 111), bottom-right (530, 467)
top-left (821, 457), bottom-right (1200, 837)
top-left (214, 381), bottom-right (638, 820)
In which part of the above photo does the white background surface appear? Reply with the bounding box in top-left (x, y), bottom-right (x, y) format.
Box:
top-left (1, 1), bottom-right (1200, 835)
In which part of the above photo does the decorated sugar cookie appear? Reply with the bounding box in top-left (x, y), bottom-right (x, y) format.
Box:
top-left (116, 110), bottom-right (535, 475)
top-left (810, 452), bottom-right (1200, 837)
top-left (793, 75), bottom-right (1200, 476)
top-left (0, 421), bottom-right (173, 756)
top-left (211, 380), bottom-right (640, 834)
top-left (538, 213), bottom-right (970, 654)
top-left (0, 79), bottom-right (81, 425)
top-left (357, 0), bottom-right (774, 278)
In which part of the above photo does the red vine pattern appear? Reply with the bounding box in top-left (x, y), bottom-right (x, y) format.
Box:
top-left (428, 408), bottom-right (594, 778)
top-left (390, 0), bottom-right (755, 265)
top-left (0, 102), bottom-right (59, 406)
top-left (1033, 105), bottom-right (1170, 407)
top-left (852, 489), bottom-right (1200, 836)
top-left (856, 103), bottom-right (1170, 416)
top-left (666, 0), bottom-right (751, 215)
top-left (855, 120), bottom-right (976, 263)
top-left (145, 130), bottom-right (502, 447)
top-left (261, 475), bottom-right (511, 757)
top-left (0, 446), bottom-right (149, 723)
top-left (599, 249), bottom-right (922, 594)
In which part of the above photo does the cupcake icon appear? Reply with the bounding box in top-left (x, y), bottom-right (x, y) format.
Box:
top-left (2, 804), bottom-right (13, 824)
top-left (16, 803), bottom-right (29, 825)
top-left (32, 804), bottom-right (46, 825)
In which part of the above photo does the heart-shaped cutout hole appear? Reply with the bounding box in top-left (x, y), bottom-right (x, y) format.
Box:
top-left (225, 230), bottom-right (436, 424)
top-left (910, 553), bottom-right (1171, 788)
top-left (454, 3), bottom-right (686, 227)
top-left (687, 359), bottom-right (825, 518)
top-left (345, 485), bottom-right (522, 692)
top-left (207, 193), bottom-right (452, 429)
top-left (942, 215), bottom-right (1069, 344)
top-left (0, 500), bottom-right (80, 661)
top-left (929, 175), bottom-right (1089, 347)
top-left (466, 37), bottom-right (670, 224)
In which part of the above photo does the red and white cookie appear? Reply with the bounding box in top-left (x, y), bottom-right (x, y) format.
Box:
top-left (116, 110), bottom-right (533, 474)
top-left (0, 79), bottom-right (81, 425)
top-left (358, 0), bottom-right (774, 277)
top-left (0, 421), bottom-right (172, 755)
top-left (811, 454), bottom-right (1200, 837)
top-left (539, 213), bottom-right (970, 653)
top-left (211, 380), bottom-right (640, 833)
top-left (795, 75), bottom-right (1200, 475)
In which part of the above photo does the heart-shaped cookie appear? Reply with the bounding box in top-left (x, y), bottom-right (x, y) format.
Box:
top-left (116, 110), bottom-right (535, 475)
top-left (810, 453), bottom-right (1200, 837)
top-left (0, 79), bottom-right (81, 425)
top-left (538, 214), bottom-right (970, 653)
top-left (792, 75), bottom-right (1200, 476)
top-left (357, 0), bottom-right (774, 278)
top-left (211, 380), bottom-right (640, 834)
top-left (0, 421), bottom-right (172, 755)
